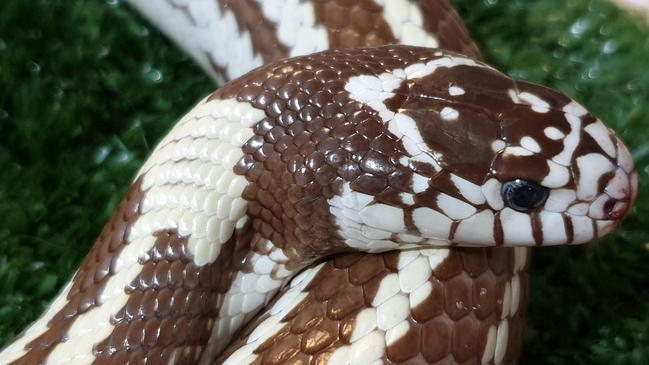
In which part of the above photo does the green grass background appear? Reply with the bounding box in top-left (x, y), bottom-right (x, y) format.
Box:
top-left (0, 0), bottom-right (647, 363)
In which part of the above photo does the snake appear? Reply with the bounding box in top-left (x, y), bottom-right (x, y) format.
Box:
top-left (0, 1), bottom-right (638, 364)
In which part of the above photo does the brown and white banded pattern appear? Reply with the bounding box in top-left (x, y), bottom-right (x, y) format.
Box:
top-left (127, 0), bottom-right (481, 81)
top-left (0, 1), bottom-right (637, 365)
top-left (216, 247), bottom-right (529, 364)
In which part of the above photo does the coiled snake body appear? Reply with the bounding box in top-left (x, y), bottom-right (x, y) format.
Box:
top-left (0, 1), bottom-right (638, 364)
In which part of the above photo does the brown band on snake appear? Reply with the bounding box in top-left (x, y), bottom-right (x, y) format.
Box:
top-left (91, 222), bottom-right (255, 365)
top-left (311, 0), bottom-right (397, 48)
top-left (8, 178), bottom-right (145, 365)
top-left (215, 248), bottom-right (527, 364)
top-left (93, 231), bottom-right (198, 365)
top-left (415, 0), bottom-right (483, 60)
top-left (218, 0), bottom-right (289, 64)
top-left (89, 219), bottom-right (306, 365)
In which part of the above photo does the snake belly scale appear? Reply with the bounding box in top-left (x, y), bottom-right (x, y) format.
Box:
top-left (0, 1), bottom-right (637, 365)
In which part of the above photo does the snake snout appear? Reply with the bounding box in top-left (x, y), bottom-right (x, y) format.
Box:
top-left (570, 129), bottom-right (637, 241)
top-left (615, 137), bottom-right (639, 203)
top-left (604, 200), bottom-right (628, 220)
top-left (609, 136), bottom-right (637, 209)
top-left (593, 136), bottom-right (637, 237)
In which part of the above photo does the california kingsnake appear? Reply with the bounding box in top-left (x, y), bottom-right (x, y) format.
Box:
top-left (0, 1), bottom-right (638, 364)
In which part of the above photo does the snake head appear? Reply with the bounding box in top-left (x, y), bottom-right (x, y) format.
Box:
top-left (336, 50), bottom-right (637, 249)
top-left (487, 80), bottom-right (637, 244)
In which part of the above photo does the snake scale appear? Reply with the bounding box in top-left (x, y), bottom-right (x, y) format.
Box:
top-left (0, 1), bottom-right (638, 364)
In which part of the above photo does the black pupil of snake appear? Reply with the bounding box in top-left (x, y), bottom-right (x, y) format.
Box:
top-left (501, 179), bottom-right (549, 212)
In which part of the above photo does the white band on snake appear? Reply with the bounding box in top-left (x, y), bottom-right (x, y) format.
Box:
top-left (0, 1), bottom-right (637, 364)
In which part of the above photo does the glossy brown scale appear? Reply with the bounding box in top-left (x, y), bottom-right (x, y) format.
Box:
top-left (312, 0), bottom-right (396, 48)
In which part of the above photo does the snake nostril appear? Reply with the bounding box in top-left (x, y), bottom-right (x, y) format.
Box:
top-left (603, 199), bottom-right (616, 215)
top-left (603, 199), bottom-right (628, 220)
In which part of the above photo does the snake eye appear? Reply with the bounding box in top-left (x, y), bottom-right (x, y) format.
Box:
top-left (501, 179), bottom-right (549, 212)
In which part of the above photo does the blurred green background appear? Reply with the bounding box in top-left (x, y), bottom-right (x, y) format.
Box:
top-left (0, 0), bottom-right (647, 363)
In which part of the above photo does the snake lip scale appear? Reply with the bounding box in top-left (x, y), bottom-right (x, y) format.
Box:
top-left (0, 1), bottom-right (638, 365)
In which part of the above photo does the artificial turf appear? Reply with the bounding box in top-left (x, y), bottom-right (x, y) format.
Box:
top-left (0, 0), bottom-right (647, 363)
